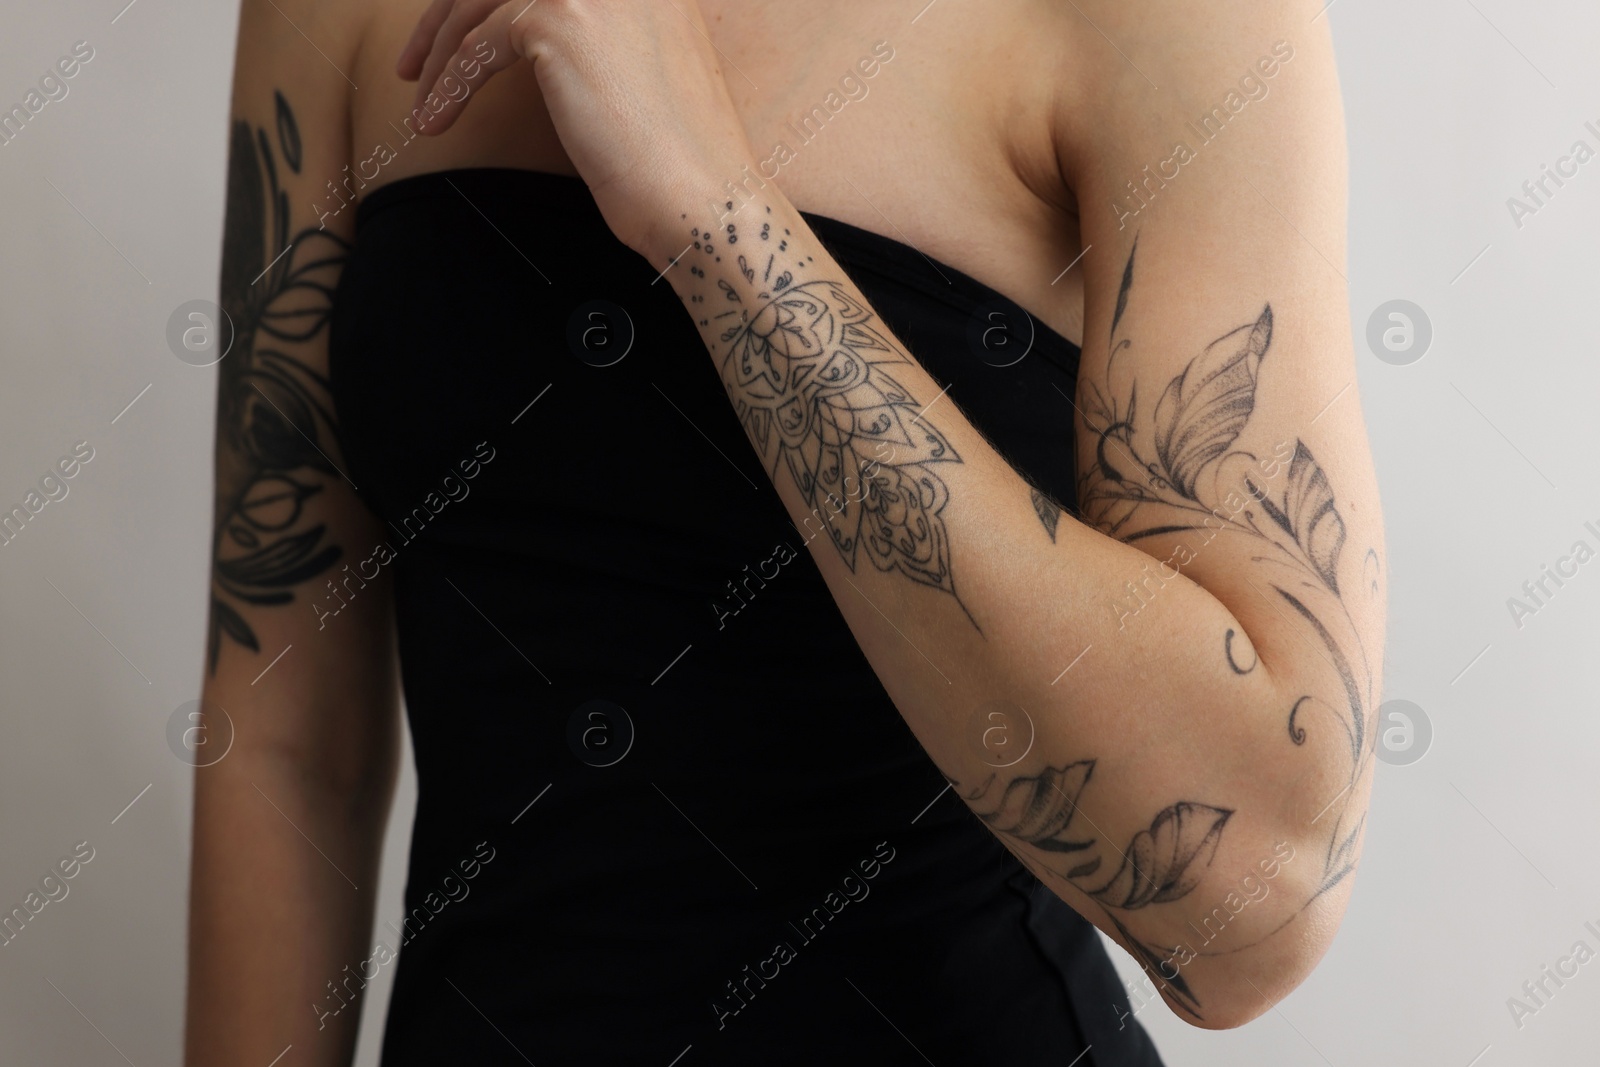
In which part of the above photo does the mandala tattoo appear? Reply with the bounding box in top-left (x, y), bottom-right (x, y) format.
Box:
top-left (209, 91), bottom-right (350, 673)
top-left (702, 230), bottom-right (972, 619)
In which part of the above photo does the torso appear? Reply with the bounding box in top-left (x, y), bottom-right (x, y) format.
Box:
top-left (319, 9), bottom-right (1176, 1063)
top-left (344, 0), bottom-right (1087, 346)
top-left (326, 61), bottom-right (1140, 1065)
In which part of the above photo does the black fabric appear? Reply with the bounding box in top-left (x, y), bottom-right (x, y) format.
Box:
top-left (327, 167), bottom-right (1164, 1066)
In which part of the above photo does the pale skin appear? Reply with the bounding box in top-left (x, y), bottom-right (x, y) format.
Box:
top-left (189, 0), bottom-right (1384, 1061)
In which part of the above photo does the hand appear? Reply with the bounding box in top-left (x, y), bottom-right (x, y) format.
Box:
top-left (397, 0), bottom-right (762, 259)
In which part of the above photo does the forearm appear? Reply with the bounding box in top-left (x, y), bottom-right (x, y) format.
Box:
top-left (186, 757), bottom-right (392, 1066)
top-left (186, 610), bottom-right (399, 1064)
top-left (651, 197), bottom-right (1276, 724)
top-left (646, 186), bottom-right (1378, 1023)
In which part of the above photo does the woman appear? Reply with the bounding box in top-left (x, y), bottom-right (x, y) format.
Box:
top-left (187, 0), bottom-right (1385, 1063)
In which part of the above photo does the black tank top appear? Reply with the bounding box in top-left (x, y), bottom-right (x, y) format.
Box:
top-left (328, 168), bottom-right (1164, 1066)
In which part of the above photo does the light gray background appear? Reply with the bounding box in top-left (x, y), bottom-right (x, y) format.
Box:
top-left (1, 1), bottom-right (1596, 1064)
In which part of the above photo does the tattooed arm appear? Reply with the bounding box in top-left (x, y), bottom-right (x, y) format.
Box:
top-left (1045, 7), bottom-right (1385, 1024)
top-left (402, 0), bottom-right (1382, 1030)
top-left (186, 4), bottom-right (399, 1064)
top-left (649, 220), bottom-right (1374, 1028)
top-left (638, 20), bottom-right (1377, 1034)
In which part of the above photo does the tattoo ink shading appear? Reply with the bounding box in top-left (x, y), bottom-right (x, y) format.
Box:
top-left (209, 91), bottom-right (350, 672)
top-left (707, 258), bottom-right (975, 622)
top-left (1030, 487), bottom-right (1061, 542)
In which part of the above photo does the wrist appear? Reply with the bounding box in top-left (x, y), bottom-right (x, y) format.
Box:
top-left (640, 158), bottom-right (797, 272)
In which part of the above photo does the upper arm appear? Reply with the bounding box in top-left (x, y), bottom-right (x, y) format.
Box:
top-left (206, 0), bottom-right (396, 788)
top-left (1056, 3), bottom-right (1385, 727)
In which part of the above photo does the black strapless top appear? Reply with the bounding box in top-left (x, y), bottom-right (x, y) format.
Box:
top-left (328, 168), bottom-right (1163, 1066)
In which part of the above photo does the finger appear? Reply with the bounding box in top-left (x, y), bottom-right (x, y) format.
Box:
top-left (410, 2), bottom-right (496, 114)
top-left (410, 8), bottom-right (521, 136)
top-left (396, 0), bottom-right (457, 80)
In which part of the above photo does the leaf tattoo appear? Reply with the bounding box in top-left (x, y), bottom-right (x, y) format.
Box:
top-left (1091, 802), bottom-right (1233, 910)
top-left (968, 765), bottom-right (1233, 911)
top-left (1076, 242), bottom-right (1370, 778)
top-left (971, 762), bottom-right (1098, 865)
top-left (209, 91), bottom-right (349, 673)
top-left (1110, 235), bottom-right (1137, 340)
top-left (1151, 307), bottom-right (1272, 499)
top-left (1030, 487), bottom-right (1061, 542)
top-left (1105, 910), bottom-right (1206, 1020)
top-left (1033, 238), bottom-right (1385, 1012)
top-left (1246, 442), bottom-right (1347, 593)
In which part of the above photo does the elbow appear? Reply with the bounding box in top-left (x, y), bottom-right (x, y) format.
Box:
top-left (1182, 948), bottom-right (1332, 1031)
top-left (1175, 697), bottom-right (1369, 1029)
top-left (1171, 839), bottom-right (1355, 1030)
top-left (1184, 917), bottom-right (1344, 1030)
